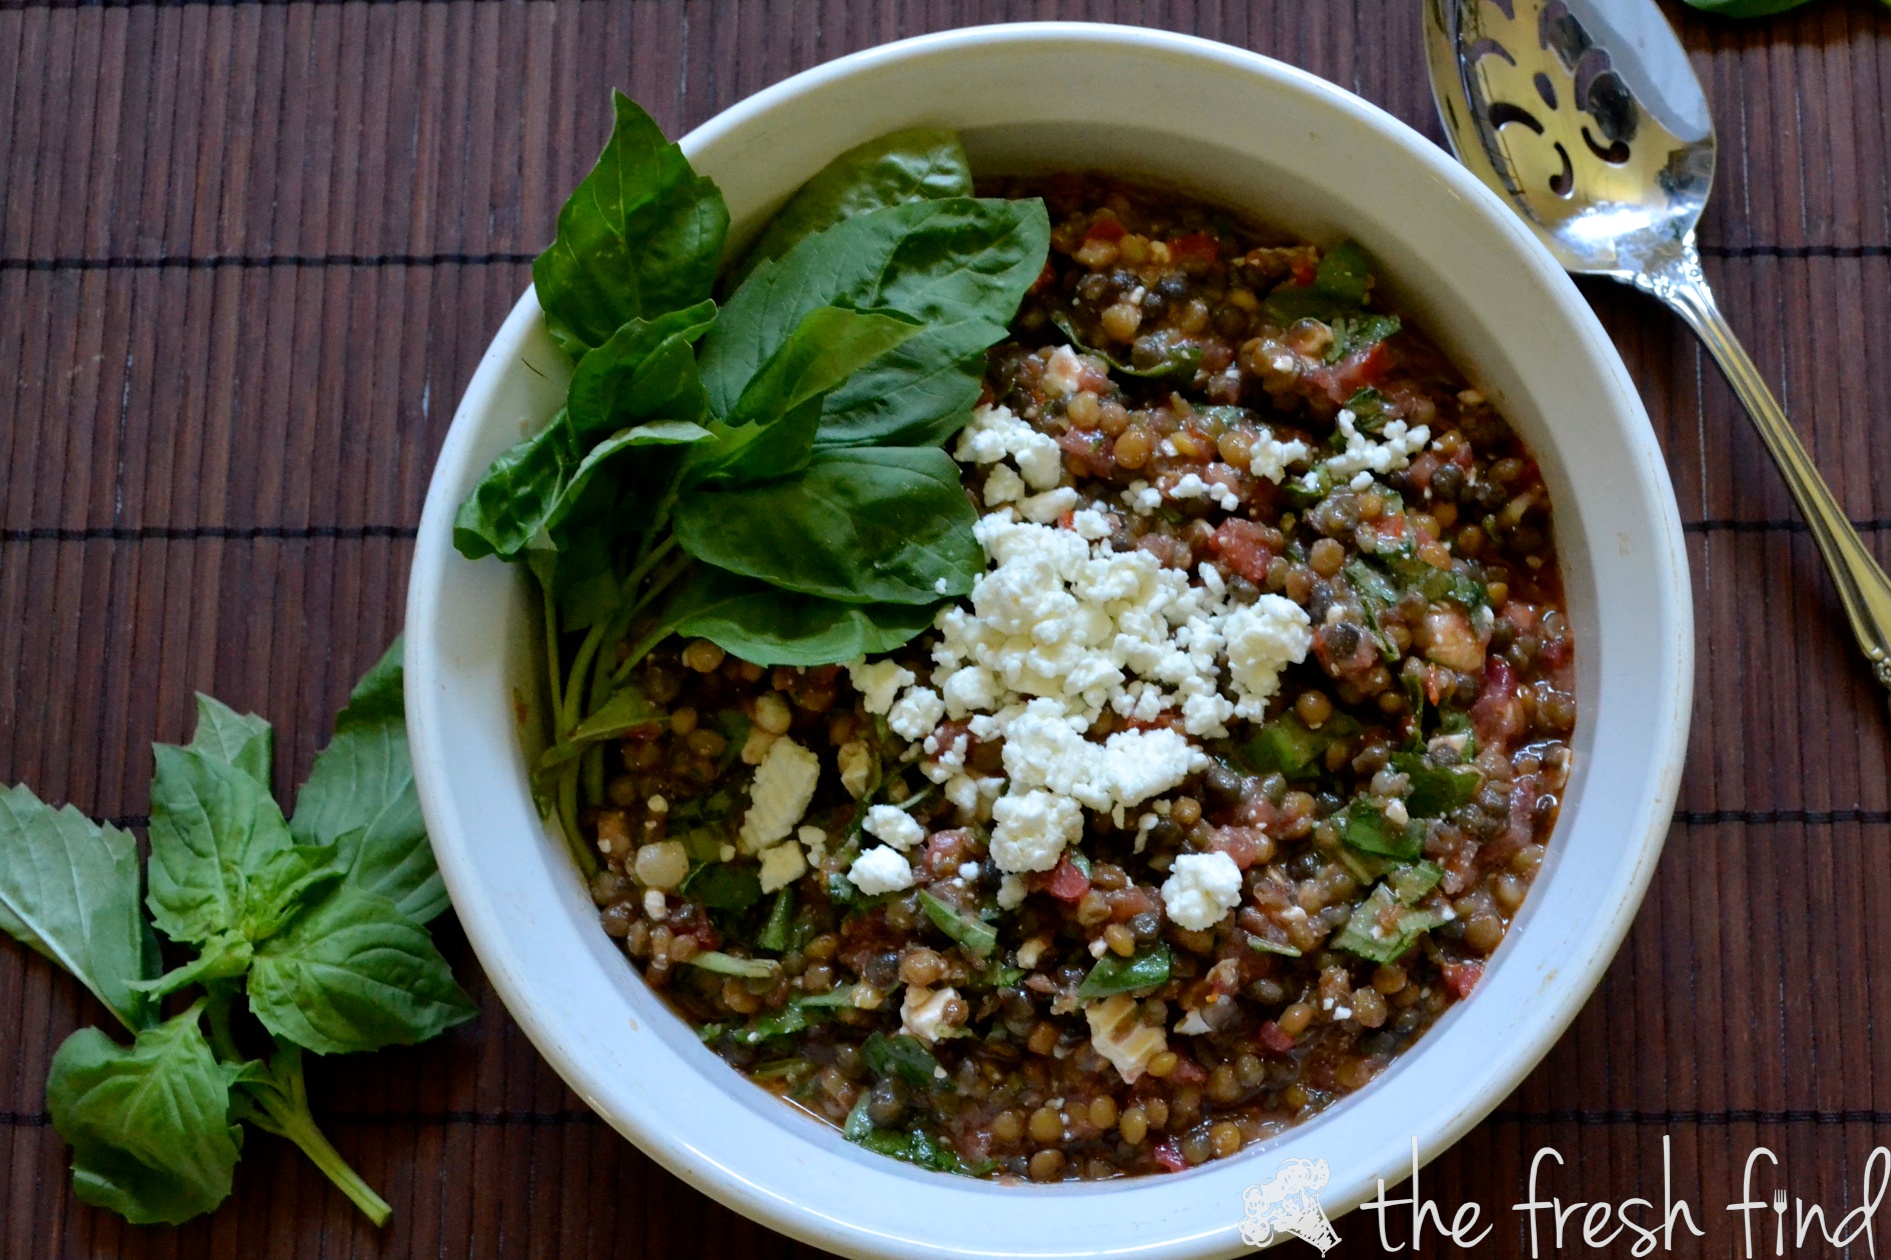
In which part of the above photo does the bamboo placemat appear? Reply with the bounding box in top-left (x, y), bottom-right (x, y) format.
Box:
top-left (2, 2), bottom-right (1888, 1255)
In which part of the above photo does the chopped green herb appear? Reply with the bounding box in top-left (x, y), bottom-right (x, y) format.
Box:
top-left (1337, 797), bottom-right (1426, 862)
top-left (683, 863), bottom-right (762, 912)
top-left (862, 1032), bottom-right (948, 1090)
top-left (685, 950), bottom-right (778, 980)
top-left (1391, 753), bottom-right (1481, 819)
top-left (756, 887), bottom-right (795, 952)
top-left (917, 890), bottom-right (997, 960)
top-left (1076, 944), bottom-right (1171, 1001)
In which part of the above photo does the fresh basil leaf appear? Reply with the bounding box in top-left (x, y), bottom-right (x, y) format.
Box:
top-left (756, 887), bottom-right (795, 952)
top-left (1245, 933), bottom-right (1303, 958)
top-left (852, 1121), bottom-right (994, 1176)
top-left (536, 682), bottom-right (665, 774)
top-left (1325, 313), bottom-right (1401, 363)
top-left (733, 128), bottom-right (972, 285)
top-left (812, 319), bottom-right (998, 449)
top-left (1077, 944), bottom-right (1172, 1001)
top-left (146, 745), bottom-right (298, 946)
top-left (917, 889), bottom-right (996, 960)
top-left (1390, 752), bottom-right (1481, 819)
top-left (0, 784), bottom-right (159, 1032)
top-left (654, 566), bottom-right (937, 668)
top-left (687, 305), bottom-right (921, 484)
top-left (186, 695), bottom-right (272, 787)
top-left (1387, 860), bottom-right (1445, 904)
top-left (290, 639), bottom-right (447, 924)
top-left (126, 929), bottom-right (254, 1001)
top-left (672, 447), bottom-right (981, 606)
top-left (46, 1005), bottom-right (243, 1226)
top-left (246, 887), bottom-right (476, 1056)
top-left (452, 410), bottom-right (711, 561)
top-left (1333, 874), bottom-right (1444, 964)
top-left (682, 862), bottom-right (761, 912)
top-left (1264, 238), bottom-right (1381, 326)
top-left (862, 1031), bottom-right (946, 1089)
top-left (533, 92), bottom-right (729, 354)
top-left (1050, 311), bottom-right (1201, 381)
top-left (1233, 713), bottom-right (1361, 780)
top-left (726, 305), bottom-right (921, 428)
top-left (698, 196), bottom-right (1049, 437)
top-left (565, 301), bottom-right (718, 437)
top-left (1337, 797), bottom-right (1426, 861)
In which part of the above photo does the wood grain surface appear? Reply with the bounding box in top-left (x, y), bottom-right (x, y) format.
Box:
top-left (2, 2), bottom-right (1889, 1255)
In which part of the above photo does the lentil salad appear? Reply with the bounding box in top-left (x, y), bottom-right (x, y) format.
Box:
top-left (454, 109), bottom-right (1574, 1184)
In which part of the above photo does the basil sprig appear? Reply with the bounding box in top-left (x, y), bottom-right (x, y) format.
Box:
top-left (4, 640), bottom-right (474, 1227)
top-left (451, 96), bottom-right (1050, 855)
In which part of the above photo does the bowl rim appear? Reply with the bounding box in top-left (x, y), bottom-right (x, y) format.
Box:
top-left (406, 20), bottom-right (1693, 1259)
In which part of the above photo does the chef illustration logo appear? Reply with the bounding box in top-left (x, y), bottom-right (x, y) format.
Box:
top-left (1239, 1156), bottom-right (1341, 1254)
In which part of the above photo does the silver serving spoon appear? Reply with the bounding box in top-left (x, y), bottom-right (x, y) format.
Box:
top-left (1425, 0), bottom-right (1891, 710)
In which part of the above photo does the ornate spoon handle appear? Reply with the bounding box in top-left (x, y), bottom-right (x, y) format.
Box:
top-left (1635, 236), bottom-right (1891, 710)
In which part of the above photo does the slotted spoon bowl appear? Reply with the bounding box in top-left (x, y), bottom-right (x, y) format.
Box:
top-left (1426, 0), bottom-right (1891, 711)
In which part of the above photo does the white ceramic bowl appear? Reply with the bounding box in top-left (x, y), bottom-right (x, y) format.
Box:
top-left (406, 22), bottom-right (1692, 1259)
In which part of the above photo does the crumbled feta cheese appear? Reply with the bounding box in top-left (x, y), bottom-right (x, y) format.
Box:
top-left (1384, 797), bottom-right (1411, 828)
top-left (982, 463), bottom-right (1025, 506)
top-left (757, 840), bottom-right (808, 894)
top-left (1001, 700), bottom-right (1207, 815)
top-left (1086, 994), bottom-right (1169, 1084)
top-left (1222, 595), bottom-right (1314, 719)
top-left (1160, 851), bottom-right (1244, 931)
top-left (901, 986), bottom-right (961, 1043)
top-left (1324, 408), bottom-right (1431, 483)
top-left (1170, 471), bottom-right (1212, 501)
top-left (646, 794), bottom-right (668, 814)
top-left (953, 402), bottom-right (1061, 489)
top-left (989, 787), bottom-right (1083, 873)
top-left (1016, 933), bottom-right (1050, 968)
top-left (957, 861), bottom-right (980, 881)
top-left (737, 737), bottom-right (821, 854)
top-left (1123, 481), bottom-right (1162, 515)
top-left (997, 873), bottom-right (1030, 909)
top-left (848, 659), bottom-right (915, 715)
top-left (836, 740), bottom-right (874, 799)
top-left (1042, 345), bottom-right (1085, 396)
top-left (1018, 486), bottom-right (1080, 524)
top-left (796, 825), bottom-right (828, 863)
top-left (1248, 429), bottom-right (1313, 484)
top-left (1174, 1009), bottom-right (1213, 1036)
top-left (886, 685), bottom-right (945, 741)
top-left (643, 888), bottom-right (668, 920)
top-left (863, 803), bottom-right (925, 851)
top-left (848, 845), bottom-right (915, 895)
top-left (1071, 508), bottom-right (1112, 541)
top-left (1014, 435), bottom-right (1063, 492)
top-left (945, 773), bottom-right (982, 811)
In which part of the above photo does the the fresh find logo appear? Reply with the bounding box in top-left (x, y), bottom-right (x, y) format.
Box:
top-left (1240, 1157), bottom-right (1342, 1254)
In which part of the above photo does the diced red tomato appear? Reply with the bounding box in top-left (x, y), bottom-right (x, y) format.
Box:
top-left (1045, 856), bottom-right (1090, 903)
top-left (1406, 451), bottom-right (1440, 498)
top-left (1206, 825), bottom-right (1268, 870)
top-left (1257, 1020), bottom-right (1296, 1054)
top-left (1169, 1057), bottom-right (1207, 1084)
top-left (1152, 1139), bottom-right (1187, 1172)
top-left (1441, 960), bottom-right (1483, 1000)
top-left (1169, 233), bottom-right (1219, 264)
top-left (1288, 255), bottom-right (1318, 286)
top-left (1058, 428), bottom-right (1116, 479)
top-left (1209, 519), bottom-right (1276, 584)
top-left (1539, 637), bottom-right (1573, 670)
top-left (1375, 514), bottom-right (1408, 544)
top-left (1470, 655), bottom-right (1525, 751)
top-left (1084, 216), bottom-right (1127, 242)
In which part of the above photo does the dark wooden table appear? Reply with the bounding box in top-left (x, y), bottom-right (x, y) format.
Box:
top-left (3, 2), bottom-right (1889, 1255)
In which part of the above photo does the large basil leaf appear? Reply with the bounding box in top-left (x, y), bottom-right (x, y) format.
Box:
top-left (0, 784), bottom-right (159, 1032)
top-left (247, 887), bottom-right (476, 1056)
top-left (46, 1006), bottom-right (244, 1226)
top-left (686, 305), bottom-right (920, 484)
top-left (657, 567), bottom-right (937, 667)
top-left (291, 638), bottom-right (446, 923)
top-left (452, 410), bottom-right (710, 560)
top-left (533, 92), bottom-right (729, 354)
top-left (730, 128), bottom-right (971, 285)
top-left (564, 300), bottom-right (717, 438)
top-left (671, 446), bottom-right (981, 605)
top-left (185, 695), bottom-right (272, 787)
top-left (813, 319), bottom-right (1000, 449)
top-left (697, 197), bottom-right (1049, 438)
top-left (145, 744), bottom-right (304, 946)
top-left (1264, 239), bottom-right (1380, 326)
